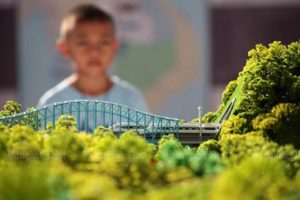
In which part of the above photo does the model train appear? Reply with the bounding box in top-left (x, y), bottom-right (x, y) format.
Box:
top-left (108, 121), bottom-right (221, 145)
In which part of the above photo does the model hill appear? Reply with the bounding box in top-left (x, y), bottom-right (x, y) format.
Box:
top-left (200, 41), bottom-right (300, 148)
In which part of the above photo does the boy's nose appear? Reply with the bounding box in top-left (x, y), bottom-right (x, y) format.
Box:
top-left (89, 45), bottom-right (102, 56)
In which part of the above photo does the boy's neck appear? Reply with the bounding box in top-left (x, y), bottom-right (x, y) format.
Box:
top-left (69, 73), bottom-right (113, 96)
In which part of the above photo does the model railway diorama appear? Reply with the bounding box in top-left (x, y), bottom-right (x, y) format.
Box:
top-left (1, 41), bottom-right (300, 199)
top-left (0, 98), bottom-right (236, 145)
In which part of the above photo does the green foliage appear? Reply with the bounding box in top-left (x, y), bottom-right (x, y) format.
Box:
top-left (157, 134), bottom-right (179, 152)
top-left (0, 110), bottom-right (298, 199)
top-left (80, 131), bottom-right (157, 191)
top-left (156, 140), bottom-right (224, 182)
top-left (284, 40), bottom-right (300, 75)
top-left (211, 156), bottom-right (300, 200)
top-left (144, 178), bottom-right (212, 200)
top-left (253, 103), bottom-right (300, 148)
top-left (220, 115), bottom-right (248, 135)
top-left (203, 41), bottom-right (300, 148)
top-left (46, 122), bottom-right (54, 133)
top-left (43, 127), bottom-right (88, 168)
top-left (95, 131), bottom-right (157, 190)
top-left (94, 125), bottom-right (114, 136)
top-left (235, 41), bottom-right (297, 116)
top-left (221, 80), bottom-right (237, 105)
top-left (201, 112), bottom-right (218, 123)
top-left (55, 115), bottom-right (77, 130)
top-left (6, 125), bottom-right (42, 161)
top-left (289, 76), bottom-right (300, 101)
top-left (0, 161), bottom-right (51, 200)
top-left (0, 123), bottom-right (9, 158)
top-left (21, 107), bottom-right (41, 130)
top-left (219, 133), bottom-right (300, 177)
top-left (0, 101), bottom-right (21, 117)
top-left (198, 139), bottom-right (221, 154)
top-left (67, 172), bottom-right (126, 200)
top-left (0, 101), bottom-right (22, 128)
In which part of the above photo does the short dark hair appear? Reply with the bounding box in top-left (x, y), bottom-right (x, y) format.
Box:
top-left (59, 4), bottom-right (115, 41)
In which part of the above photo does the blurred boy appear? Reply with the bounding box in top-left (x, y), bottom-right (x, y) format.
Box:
top-left (37, 4), bottom-right (148, 112)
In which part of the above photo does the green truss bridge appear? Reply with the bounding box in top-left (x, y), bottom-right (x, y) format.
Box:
top-left (0, 100), bottom-right (179, 143)
top-left (0, 99), bottom-right (236, 144)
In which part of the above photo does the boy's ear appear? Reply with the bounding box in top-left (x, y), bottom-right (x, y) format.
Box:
top-left (56, 41), bottom-right (70, 57)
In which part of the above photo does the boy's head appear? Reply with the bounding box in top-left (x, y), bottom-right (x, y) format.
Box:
top-left (57, 4), bottom-right (119, 77)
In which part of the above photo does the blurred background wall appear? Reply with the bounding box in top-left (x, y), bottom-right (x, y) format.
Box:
top-left (0, 0), bottom-right (299, 121)
top-left (0, 0), bottom-right (16, 109)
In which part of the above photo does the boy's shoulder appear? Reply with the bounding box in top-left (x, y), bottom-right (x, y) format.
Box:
top-left (110, 76), bottom-right (148, 112)
top-left (37, 78), bottom-right (74, 107)
top-left (111, 76), bottom-right (142, 96)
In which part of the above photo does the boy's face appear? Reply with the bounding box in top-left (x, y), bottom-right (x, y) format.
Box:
top-left (58, 20), bottom-right (119, 77)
